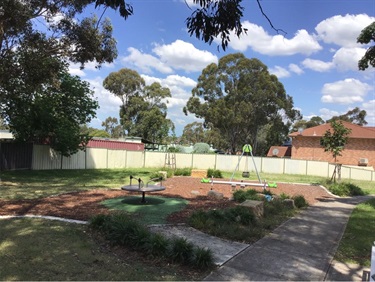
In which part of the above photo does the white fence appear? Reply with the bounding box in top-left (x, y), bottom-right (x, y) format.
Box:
top-left (32, 145), bottom-right (375, 181)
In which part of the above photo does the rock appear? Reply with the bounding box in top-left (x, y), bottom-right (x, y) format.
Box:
top-left (191, 190), bottom-right (200, 195)
top-left (240, 200), bottom-right (264, 219)
top-left (283, 199), bottom-right (296, 209)
top-left (207, 190), bottom-right (224, 200)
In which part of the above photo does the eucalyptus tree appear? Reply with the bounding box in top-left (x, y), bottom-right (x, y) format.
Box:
top-left (184, 53), bottom-right (300, 154)
top-left (357, 21), bottom-right (375, 70)
top-left (104, 69), bottom-right (174, 143)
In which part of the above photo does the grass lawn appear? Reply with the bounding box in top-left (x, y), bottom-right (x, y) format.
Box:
top-left (334, 198), bottom-right (375, 267)
top-left (0, 218), bottom-right (207, 281)
top-left (1, 168), bottom-right (374, 279)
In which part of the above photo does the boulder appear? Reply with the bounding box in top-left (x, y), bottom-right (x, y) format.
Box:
top-left (207, 190), bottom-right (224, 200)
top-left (283, 199), bottom-right (296, 209)
top-left (240, 200), bottom-right (264, 219)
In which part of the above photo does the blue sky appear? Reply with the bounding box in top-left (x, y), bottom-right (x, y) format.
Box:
top-left (68, 0), bottom-right (375, 136)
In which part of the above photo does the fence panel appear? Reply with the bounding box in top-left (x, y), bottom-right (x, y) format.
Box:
top-left (107, 150), bottom-right (127, 168)
top-left (86, 148), bottom-right (108, 169)
top-left (175, 153), bottom-right (193, 169)
top-left (32, 145), bottom-right (61, 170)
top-left (144, 151), bottom-right (166, 168)
top-left (126, 151), bottom-right (144, 168)
top-left (62, 150), bottom-right (85, 169)
top-left (192, 154), bottom-right (216, 169)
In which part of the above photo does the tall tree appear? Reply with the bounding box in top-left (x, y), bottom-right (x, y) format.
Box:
top-left (291, 116), bottom-right (324, 132)
top-left (328, 107), bottom-right (367, 126)
top-left (183, 53), bottom-right (300, 154)
top-left (0, 0), bottom-right (130, 155)
top-left (102, 117), bottom-right (123, 138)
top-left (320, 120), bottom-right (352, 182)
top-left (357, 21), bottom-right (375, 70)
top-left (4, 69), bottom-right (98, 156)
top-left (180, 122), bottom-right (206, 145)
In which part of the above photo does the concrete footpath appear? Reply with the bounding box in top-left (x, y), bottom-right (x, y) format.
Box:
top-left (204, 196), bottom-right (373, 281)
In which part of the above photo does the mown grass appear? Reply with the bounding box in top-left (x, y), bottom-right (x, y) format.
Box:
top-left (0, 218), bottom-right (208, 281)
top-left (0, 168), bottom-right (162, 200)
top-left (334, 198), bottom-right (375, 267)
top-left (1, 168), bottom-right (374, 274)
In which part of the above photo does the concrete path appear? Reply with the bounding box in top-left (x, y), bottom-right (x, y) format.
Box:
top-left (204, 196), bottom-right (373, 281)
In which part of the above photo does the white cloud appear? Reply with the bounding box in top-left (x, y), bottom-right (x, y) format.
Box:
top-left (321, 78), bottom-right (372, 104)
top-left (289, 63), bottom-right (304, 75)
top-left (122, 47), bottom-right (173, 74)
top-left (318, 108), bottom-right (340, 122)
top-left (227, 21), bottom-right (322, 56)
top-left (152, 40), bottom-right (218, 72)
top-left (302, 58), bottom-right (334, 72)
top-left (85, 76), bottom-right (122, 122)
top-left (332, 47), bottom-right (367, 71)
top-left (269, 66), bottom-right (290, 78)
top-left (315, 14), bottom-right (375, 47)
top-left (362, 100), bottom-right (375, 126)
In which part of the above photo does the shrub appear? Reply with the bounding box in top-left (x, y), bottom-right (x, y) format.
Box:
top-left (225, 206), bottom-right (256, 225)
top-left (193, 143), bottom-right (211, 154)
top-left (207, 168), bottom-right (222, 178)
top-left (174, 168), bottom-right (191, 176)
top-left (188, 210), bottom-right (209, 230)
top-left (144, 233), bottom-right (169, 258)
top-left (167, 237), bottom-right (195, 264)
top-left (89, 214), bottom-right (111, 231)
top-left (191, 247), bottom-right (214, 268)
top-left (233, 189), bottom-right (260, 202)
top-left (279, 192), bottom-right (290, 200)
top-left (292, 195), bottom-right (308, 208)
top-left (328, 182), bottom-right (365, 196)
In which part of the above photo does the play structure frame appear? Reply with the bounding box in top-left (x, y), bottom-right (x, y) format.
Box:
top-left (210, 144), bottom-right (276, 190)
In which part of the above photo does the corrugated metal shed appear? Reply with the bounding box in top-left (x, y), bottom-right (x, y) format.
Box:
top-left (87, 139), bottom-right (144, 151)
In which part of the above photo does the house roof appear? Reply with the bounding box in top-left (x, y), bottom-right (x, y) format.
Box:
top-left (289, 121), bottom-right (375, 139)
top-left (267, 146), bottom-right (291, 157)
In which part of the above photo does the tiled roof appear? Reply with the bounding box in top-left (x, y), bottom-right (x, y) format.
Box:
top-left (289, 121), bottom-right (375, 139)
top-left (267, 146), bottom-right (291, 157)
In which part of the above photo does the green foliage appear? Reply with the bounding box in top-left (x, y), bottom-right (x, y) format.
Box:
top-left (357, 22), bottom-right (375, 70)
top-left (167, 238), bottom-right (195, 264)
top-left (174, 168), bottom-right (192, 176)
top-left (327, 182), bottom-right (366, 197)
top-left (184, 53), bottom-right (300, 154)
top-left (191, 247), bottom-right (215, 269)
top-left (193, 142), bottom-right (211, 154)
top-left (207, 168), bottom-right (223, 178)
top-left (327, 107), bottom-right (368, 126)
top-left (320, 120), bottom-right (352, 162)
top-left (233, 189), bottom-right (260, 202)
top-left (103, 70), bottom-right (174, 143)
top-left (279, 192), bottom-right (290, 200)
top-left (4, 70), bottom-right (98, 156)
top-left (292, 195), bottom-right (308, 208)
top-left (102, 117), bottom-right (124, 138)
top-left (90, 212), bottom-right (214, 269)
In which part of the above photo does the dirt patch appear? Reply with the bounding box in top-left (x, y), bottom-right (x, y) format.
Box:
top-left (0, 177), bottom-right (335, 223)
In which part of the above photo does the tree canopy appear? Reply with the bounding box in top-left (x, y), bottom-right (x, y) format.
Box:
top-left (183, 53), bottom-right (300, 155)
top-left (357, 21), bottom-right (375, 70)
top-left (103, 69), bottom-right (174, 144)
top-left (327, 107), bottom-right (367, 126)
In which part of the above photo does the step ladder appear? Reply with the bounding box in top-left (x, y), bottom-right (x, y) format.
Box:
top-left (164, 152), bottom-right (176, 170)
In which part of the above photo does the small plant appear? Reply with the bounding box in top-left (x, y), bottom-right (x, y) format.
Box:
top-left (206, 168), bottom-right (222, 178)
top-left (174, 168), bottom-right (192, 176)
top-left (233, 189), bottom-right (260, 202)
top-left (144, 233), bottom-right (169, 258)
top-left (191, 247), bottom-right (214, 268)
top-left (292, 195), bottom-right (308, 208)
top-left (327, 182), bottom-right (365, 196)
top-left (168, 237), bottom-right (195, 264)
top-left (279, 192), bottom-right (290, 200)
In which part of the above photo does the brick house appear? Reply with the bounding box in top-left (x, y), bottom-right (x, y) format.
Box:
top-left (289, 121), bottom-right (375, 168)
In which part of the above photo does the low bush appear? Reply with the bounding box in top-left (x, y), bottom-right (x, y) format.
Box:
top-left (174, 168), bottom-right (192, 176)
top-left (233, 189), bottom-right (260, 202)
top-left (292, 195), bottom-right (308, 208)
top-left (327, 182), bottom-right (365, 196)
top-left (207, 168), bottom-right (223, 178)
top-left (89, 212), bottom-right (214, 269)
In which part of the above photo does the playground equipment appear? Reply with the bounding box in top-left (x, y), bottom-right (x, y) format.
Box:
top-left (121, 175), bottom-right (166, 203)
top-left (209, 144), bottom-right (277, 190)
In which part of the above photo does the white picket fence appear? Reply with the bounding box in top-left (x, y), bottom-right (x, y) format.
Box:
top-left (32, 144), bottom-right (375, 182)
